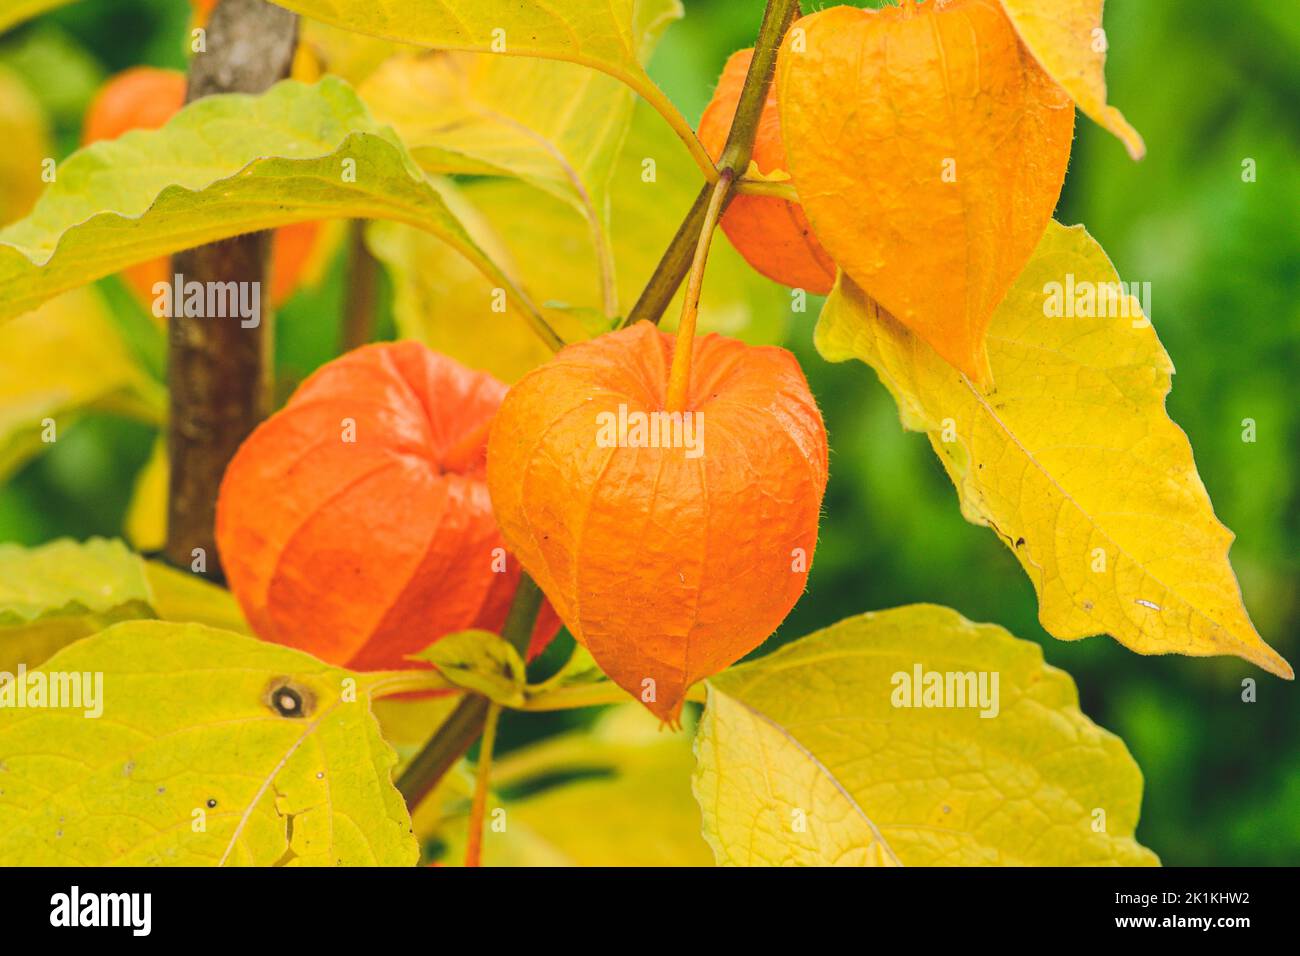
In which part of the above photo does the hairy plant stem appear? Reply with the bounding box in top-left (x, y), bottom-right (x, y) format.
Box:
top-left (396, 575), bottom-right (543, 810)
top-left (464, 701), bottom-right (502, 867)
top-left (665, 168), bottom-right (733, 411)
top-left (619, 0), bottom-right (802, 330)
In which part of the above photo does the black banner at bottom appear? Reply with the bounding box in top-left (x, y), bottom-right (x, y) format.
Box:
top-left (0, 866), bottom-right (1287, 941)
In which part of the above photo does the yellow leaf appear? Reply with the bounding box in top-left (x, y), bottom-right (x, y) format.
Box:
top-left (141, 560), bottom-right (250, 636)
top-left (816, 222), bottom-right (1291, 679)
top-left (365, 186), bottom-right (559, 383)
top-left (997, 0), bottom-right (1146, 159)
top-left (0, 287), bottom-right (163, 481)
top-left (0, 78), bottom-right (540, 344)
top-left (695, 606), bottom-right (1160, 866)
top-left (370, 101), bottom-right (788, 382)
top-left (0, 621), bottom-right (419, 866)
top-left (268, 0), bottom-right (711, 176)
top-left (0, 64), bottom-right (50, 225)
top-left (360, 44), bottom-right (680, 321)
top-left (372, 694), bottom-right (461, 757)
top-left (0, 538), bottom-right (249, 673)
top-left (0, 0), bottom-right (73, 34)
top-left (424, 705), bottom-right (713, 866)
top-left (299, 19), bottom-right (411, 85)
top-left (124, 434), bottom-right (167, 553)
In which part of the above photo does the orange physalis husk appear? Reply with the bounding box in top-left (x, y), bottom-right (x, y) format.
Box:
top-left (217, 342), bottom-right (560, 672)
top-left (777, 0), bottom-right (1076, 387)
top-left (486, 321), bottom-right (829, 722)
top-left (698, 48), bottom-right (836, 295)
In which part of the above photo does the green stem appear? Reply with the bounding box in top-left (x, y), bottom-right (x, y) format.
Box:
top-left (619, 0), bottom-right (802, 329)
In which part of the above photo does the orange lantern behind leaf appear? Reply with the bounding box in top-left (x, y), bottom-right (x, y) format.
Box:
top-left (82, 67), bottom-right (325, 311)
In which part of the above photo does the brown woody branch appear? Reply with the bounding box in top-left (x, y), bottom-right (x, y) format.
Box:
top-left (164, 0), bottom-right (299, 578)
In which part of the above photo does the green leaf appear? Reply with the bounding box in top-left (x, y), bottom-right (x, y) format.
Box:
top-left (694, 605), bottom-right (1159, 867)
top-left (0, 621), bottom-right (418, 865)
top-left (0, 538), bottom-right (248, 674)
top-left (815, 222), bottom-right (1291, 679)
top-left (0, 77), bottom-right (549, 347)
top-left (268, 0), bottom-right (710, 177)
top-left (410, 629), bottom-right (525, 707)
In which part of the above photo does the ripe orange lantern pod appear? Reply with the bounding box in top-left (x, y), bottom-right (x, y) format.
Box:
top-left (216, 342), bottom-right (560, 672)
top-left (698, 48), bottom-right (836, 295)
top-left (486, 321), bottom-right (829, 722)
top-left (777, 0), bottom-right (1075, 387)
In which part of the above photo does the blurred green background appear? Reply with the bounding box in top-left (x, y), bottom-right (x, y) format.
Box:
top-left (1, 0), bottom-right (1296, 866)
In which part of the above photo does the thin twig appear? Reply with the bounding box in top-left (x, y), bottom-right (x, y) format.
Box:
top-left (619, 0), bottom-right (802, 329)
top-left (665, 168), bottom-right (733, 411)
top-left (464, 702), bottom-right (501, 867)
top-left (735, 178), bottom-right (799, 202)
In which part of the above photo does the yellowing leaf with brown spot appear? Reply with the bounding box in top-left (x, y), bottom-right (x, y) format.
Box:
top-left (0, 621), bottom-right (428, 866)
top-left (694, 606), bottom-right (1160, 866)
top-left (997, 0), bottom-right (1145, 159)
top-left (816, 222), bottom-right (1291, 679)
